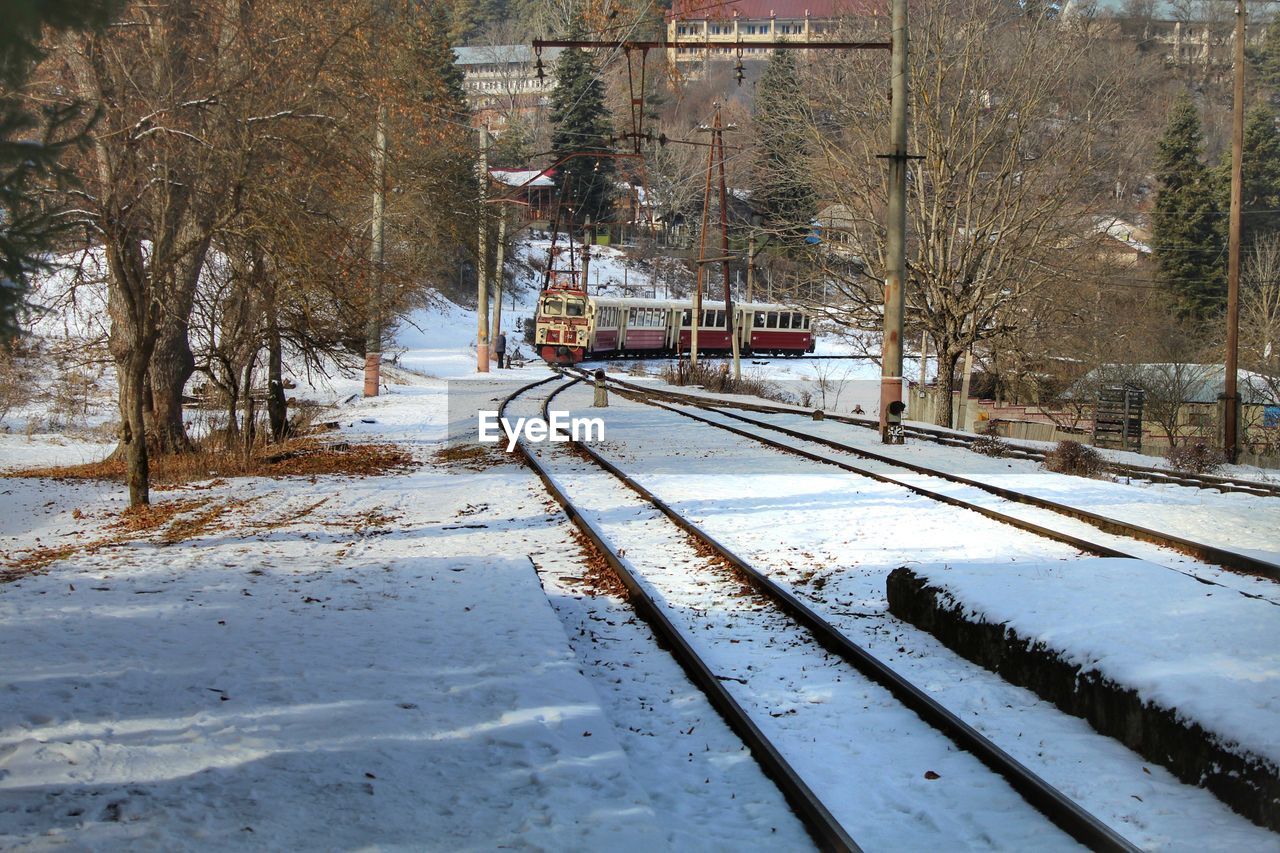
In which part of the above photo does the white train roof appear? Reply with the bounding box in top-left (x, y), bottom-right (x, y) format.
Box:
top-left (587, 295), bottom-right (809, 313)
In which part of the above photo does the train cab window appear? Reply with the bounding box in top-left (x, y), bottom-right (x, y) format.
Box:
top-left (800, 314), bottom-right (809, 329)
top-left (542, 297), bottom-right (563, 316)
top-left (714, 310), bottom-right (725, 327)
top-left (766, 312), bottom-right (778, 328)
top-left (754, 312), bottom-right (765, 327)
top-left (779, 313), bottom-right (791, 329)
top-left (566, 299), bottom-right (585, 317)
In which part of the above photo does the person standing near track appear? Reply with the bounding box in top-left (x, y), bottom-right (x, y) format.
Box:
top-left (493, 330), bottom-right (507, 369)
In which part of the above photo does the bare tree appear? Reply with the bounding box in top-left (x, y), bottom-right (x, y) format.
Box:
top-left (1242, 233), bottom-right (1280, 377)
top-left (799, 0), bottom-right (1151, 426)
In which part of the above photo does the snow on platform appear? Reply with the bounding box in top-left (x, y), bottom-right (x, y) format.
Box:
top-left (887, 558), bottom-right (1280, 829)
top-left (892, 558), bottom-right (1280, 766)
top-left (0, 382), bottom-right (672, 850)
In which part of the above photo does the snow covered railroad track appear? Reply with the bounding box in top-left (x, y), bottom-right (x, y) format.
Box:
top-left (579, 369), bottom-right (1280, 500)
top-left (502, 378), bottom-right (1138, 852)
top-left (583, 370), bottom-right (1280, 594)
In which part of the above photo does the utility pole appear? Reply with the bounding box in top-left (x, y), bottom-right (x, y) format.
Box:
top-left (364, 101), bottom-right (387, 397)
top-left (1225, 0), bottom-right (1246, 462)
top-left (712, 110), bottom-right (742, 381)
top-left (692, 124), bottom-right (715, 367)
top-left (880, 0), bottom-right (909, 443)
top-left (581, 216), bottom-right (592, 290)
top-left (477, 126), bottom-right (491, 373)
top-left (490, 211), bottom-right (508, 359)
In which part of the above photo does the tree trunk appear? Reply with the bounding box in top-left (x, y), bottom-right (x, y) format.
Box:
top-left (934, 349), bottom-right (963, 428)
top-left (148, 235), bottom-right (211, 453)
top-left (120, 356), bottom-right (150, 507)
top-left (102, 233), bottom-right (155, 509)
top-left (222, 364), bottom-right (241, 452)
top-left (149, 322), bottom-right (195, 453)
top-left (264, 280), bottom-right (288, 442)
top-left (241, 357), bottom-right (256, 463)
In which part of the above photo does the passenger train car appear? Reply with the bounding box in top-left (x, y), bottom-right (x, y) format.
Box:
top-left (534, 288), bottom-right (815, 364)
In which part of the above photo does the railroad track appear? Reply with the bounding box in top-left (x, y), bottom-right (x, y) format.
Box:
top-left (501, 375), bottom-right (1138, 852)
top-left (574, 366), bottom-right (1280, 499)
top-left (573, 368), bottom-right (1280, 586)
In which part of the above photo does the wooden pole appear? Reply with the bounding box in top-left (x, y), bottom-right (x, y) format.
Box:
top-left (692, 122), bottom-right (716, 367)
top-left (1225, 0), bottom-right (1246, 462)
top-left (880, 0), bottom-right (909, 442)
top-left (713, 111), bottom-right (742, 381)
top-left (476, 127), bottom-right (490, 373)
top-left (364, 101), bottom-right (387, 397)
top-left (490, 212), bottom-right (507, 364)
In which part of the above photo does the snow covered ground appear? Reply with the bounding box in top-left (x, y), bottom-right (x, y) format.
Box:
top-left (0, 377), bottom-right (817, 850)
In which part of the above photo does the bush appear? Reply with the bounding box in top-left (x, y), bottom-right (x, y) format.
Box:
top-left (1043, 440), bottom-right (1106, 477)
top-left (1165, 441), bottom-right (1225, 475)
top-left (971, 433), bottom-right (1009, 458)
top-left (659, 359), bottom-right (789, 402)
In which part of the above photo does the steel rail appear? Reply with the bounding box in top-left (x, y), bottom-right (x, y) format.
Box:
top-left (579, 370), bottom-right (1280, 581)
top-left (576, 366), bottom-right (1280, 498)
top-left (542, 378), bottom-right (1138, 853)
top-left (499, 377), bottom-right (861, 853)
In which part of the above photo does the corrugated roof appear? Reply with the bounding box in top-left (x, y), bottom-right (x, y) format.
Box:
top-left (490, 169), bottom-right (554, 188)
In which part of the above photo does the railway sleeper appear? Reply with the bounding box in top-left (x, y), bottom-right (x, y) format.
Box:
top-left (886, 566), bottom-right (1280, 833)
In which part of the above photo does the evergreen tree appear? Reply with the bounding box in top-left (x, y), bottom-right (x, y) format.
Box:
top-left (490, 117), bottom-right (534, 168)
top-left (750, 49), bottom-right (816, 247)
top-left (1229, 102), bottom-right (1280, 250)
top-left (1249, 22), bottom-right (1280, 99)
top-left (394, 1), bottom-right (467, 123)
top-left (548, 20), bottom-right (615, 230)
top-left (1, 0), bottom-right (119, 343)
top-left (1152, 94), bottom-right (1226, 321)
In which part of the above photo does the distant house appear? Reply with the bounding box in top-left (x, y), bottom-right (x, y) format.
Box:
top-left (1070, 363), bottom-right (1279, 451)
top-left (814, 203), bottom-right (862, 256)
top-left (489, 168), bottom-right (557, 223)
top-left (665, 0), bottom-right (881, 68)
top-left (1088, 216), bottom-right (1153, 268)
top-left (453, 45), bottom-right (564, 131)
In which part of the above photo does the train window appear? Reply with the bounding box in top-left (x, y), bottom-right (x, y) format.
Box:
top-left (779, 313), bottom-right (791, 329)
top-left (800, 314), bottom-right (809, 329)
top-left (566, 300), bottom-right (585, 317)
top-left (767, 312), bottom-right (778, 328)
top-left (628, 308), bottom-right (637, 324)
top-left (682, 309), bottom-right (691, 327)
top-left (716, 311), bottom-right (725, 327)
top-left (543, 297), bottom-right (563, 316)
top-left (754, 312), bottom-right (765, 327)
